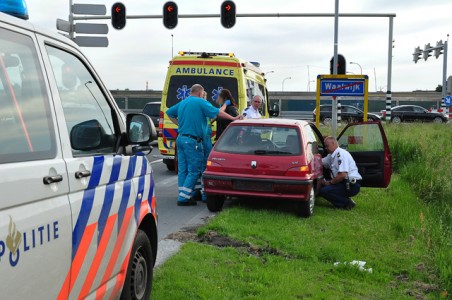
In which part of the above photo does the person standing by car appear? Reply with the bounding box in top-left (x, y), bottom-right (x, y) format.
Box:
top-left (242, 95), bottom-right (262, 119)
top-left (319, 136), bottom-right (362, 210)
top-left (166, 84), bottom-right (241, 206)
top-left (215, 88), bottom-right (239, 139)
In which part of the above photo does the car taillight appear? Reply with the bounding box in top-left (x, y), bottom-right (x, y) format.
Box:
top-left (284, 165), bottom-right (310, 177)
top-left (158, 111), bottom-right (164, 137)
top-left (206, 160), bottom-right (225, 172)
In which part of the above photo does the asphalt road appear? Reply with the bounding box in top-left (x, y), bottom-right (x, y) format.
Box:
top-left (147, 147), bottom-right (215, 242)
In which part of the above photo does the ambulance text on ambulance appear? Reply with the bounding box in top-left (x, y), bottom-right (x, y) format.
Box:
top-left (175, 67), bottom-right (234, 77)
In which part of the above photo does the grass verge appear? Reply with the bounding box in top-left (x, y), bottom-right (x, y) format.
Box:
top-left (153, 123), bottom-right (450, 299)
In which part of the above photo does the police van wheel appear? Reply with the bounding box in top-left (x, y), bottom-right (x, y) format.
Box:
top-left (206, 195), bottom-right (224, 212)
top-left (297, 187), bottom-right (315, 218)
top-left (121, 230), bottom-right (153, 300)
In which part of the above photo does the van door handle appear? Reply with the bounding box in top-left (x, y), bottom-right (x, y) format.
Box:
top-left (43, 175), bottom-right (63, 185)
top-left (75, 170), bottom-right (91, 179)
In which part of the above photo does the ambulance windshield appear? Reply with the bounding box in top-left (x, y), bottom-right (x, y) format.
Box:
top-left (166, 76), bottom-right (238, 108)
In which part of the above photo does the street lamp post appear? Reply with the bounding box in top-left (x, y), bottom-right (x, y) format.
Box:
top-left (171, 34), bottom-right (174, 58)
top-left (282, 77), bottom-right (291, 91)
top-left (265, 70), bottom-right (275, 76)
top-left (349, 61), bottom-right (362, 74)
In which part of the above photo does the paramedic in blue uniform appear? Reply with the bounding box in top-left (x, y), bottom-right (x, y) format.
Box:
top-left (319, 136), bottom-right (362, 210)
top-left (167, 84), bottom-right (241, 206)
top-left (242, 95), bottom-right (262, 118)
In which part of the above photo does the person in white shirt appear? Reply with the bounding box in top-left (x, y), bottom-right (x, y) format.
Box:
top-left (242, 95), bottom-right (262, 118)
top-left (319, 136), bottom-right (362, 210)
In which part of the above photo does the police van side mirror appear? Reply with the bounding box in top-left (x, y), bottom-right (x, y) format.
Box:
top-left (127, 113), bottom-right (156, 144)
top-left (70, 119), bottom-right (103, 150)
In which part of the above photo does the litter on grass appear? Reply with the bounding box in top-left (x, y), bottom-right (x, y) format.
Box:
top-left (334, 260), bottom-right (373, 273)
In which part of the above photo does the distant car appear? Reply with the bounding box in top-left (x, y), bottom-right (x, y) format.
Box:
top-left (313, 104), bottom-right (381, 125)
top-left (142, 101), bottom-right (161, 127)
top-left (203, 118), bottom-right (392, 217)
top-left (380, 105), bottom-right (448, 123)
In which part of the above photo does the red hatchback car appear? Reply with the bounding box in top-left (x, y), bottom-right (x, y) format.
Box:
top-left (203, 119), bottom-right (392, 217)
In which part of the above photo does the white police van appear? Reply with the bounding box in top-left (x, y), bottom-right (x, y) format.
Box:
top-left (0, 2), bottom-right (158, 299)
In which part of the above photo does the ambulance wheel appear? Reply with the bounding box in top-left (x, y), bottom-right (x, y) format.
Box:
top-left (164, 159), bottom-right (175, 171)
top-left (297, 187), bottom-right (315, 218)
top-left (121, 230), bottom-right (153, 300)
top-left (206, 194), bottom-right (224, 212)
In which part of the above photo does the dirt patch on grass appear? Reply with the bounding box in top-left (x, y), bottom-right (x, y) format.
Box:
top-left (166, 225), bottom-right (198, 242)
top-left (166, 227), bottom-right (292, 259)
top-left (197, 230), bottom-right (292, 258)
top-left (390, 270), bottom-right (440, 299)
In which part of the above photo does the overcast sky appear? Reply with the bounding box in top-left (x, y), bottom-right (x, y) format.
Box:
top-left (27, 0), bottom-right (451, 92)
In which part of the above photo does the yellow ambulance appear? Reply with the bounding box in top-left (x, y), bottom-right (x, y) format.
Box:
top-left (158, 51), bottom-right (271, 170)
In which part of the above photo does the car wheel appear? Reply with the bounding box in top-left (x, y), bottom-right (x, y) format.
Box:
top-left (392, 116), bottom-right (402, 124)
top-left (206, 194), bottom-right (225, 212)
top-left (121, 230), bottom-right (153, 300)
top-left (433, 117), bottom-right (443, 123)
top-left (297, 186), bottom-right (315, 218)
top-left (164, 159), bottom-right (175, 171)
top-left (323, 117), bottom-right (332, 126)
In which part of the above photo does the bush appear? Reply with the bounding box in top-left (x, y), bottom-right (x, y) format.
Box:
top-left (384, 123), bottom-right (452, 291)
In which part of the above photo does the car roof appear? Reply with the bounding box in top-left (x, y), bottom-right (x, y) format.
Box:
top-left (231, 118), bottom-right (309, 127)
top-left (0, 12), bottom-right (79, 48)
top-left (391, 105), bottom-right (424, 109)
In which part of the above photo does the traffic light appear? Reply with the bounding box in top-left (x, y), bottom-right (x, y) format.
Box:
top-left (434, 40), bottom-right (444, 59)
top-left (423, 43), bottom-right (432, 61)
top-left (412, 46), bottom-right (422, 63)
top-left (111, 2), bottom-right (126, 30)
top-left (221, 1), bottom-right (236, 29)
top-left (163, 1), bottom-right (178, 29)
top-left (330, 54), bottom-right (346, 75)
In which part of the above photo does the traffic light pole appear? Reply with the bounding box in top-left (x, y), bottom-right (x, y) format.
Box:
top-left (331, 0), bottom-right (339, 137)
top-left (385, 17), bottom-right (394, 122)
top-left (441, 40), bottom-right (448, 114)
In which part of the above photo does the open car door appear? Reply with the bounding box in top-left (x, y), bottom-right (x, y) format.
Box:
top-left (337, 122), bottom-right (392, 188)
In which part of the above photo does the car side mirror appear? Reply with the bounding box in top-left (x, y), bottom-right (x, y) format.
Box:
top-left (127, 113), bottom-right (156, 144)
top-left (70, 119), bottom-right (102, 150)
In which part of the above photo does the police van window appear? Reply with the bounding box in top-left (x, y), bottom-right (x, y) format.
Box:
top-left (166, 75), bottom-right (238, 108)
top-left (45, 46), bottom-right (117, 156)
top-left (0, 28), bottom-right (56, 164)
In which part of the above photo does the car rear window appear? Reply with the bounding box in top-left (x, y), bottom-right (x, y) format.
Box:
top-left (143, 103), bottom-right (160, 117)
top-left (215, 125), bottom-right (302, 155)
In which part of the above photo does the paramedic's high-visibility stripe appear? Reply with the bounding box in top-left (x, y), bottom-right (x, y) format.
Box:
top-left (57, 223), bottom-right (97, 300)
top-left (171, 60), bottom-right (241, 68)
top-left (78, 215), bottom-right (117, 299)
top-left (96, 206), bottom-right (134, 299)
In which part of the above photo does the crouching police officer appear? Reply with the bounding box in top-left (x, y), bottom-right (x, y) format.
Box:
top-left (167, 84), bottom-right (241, 206)
top-left (319, 136), bottom-right (362, 210)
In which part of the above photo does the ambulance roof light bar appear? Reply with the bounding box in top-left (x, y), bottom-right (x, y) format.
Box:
top-left (178, 51), bottom-right (235, 58)
top-left (0, 0), bottom-right (29, 20)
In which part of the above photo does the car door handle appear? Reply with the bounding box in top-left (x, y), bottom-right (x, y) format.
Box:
top-left (43, 175), bottom-right (63, 185)
top-left (75, 170), bottom-right (91, 179)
